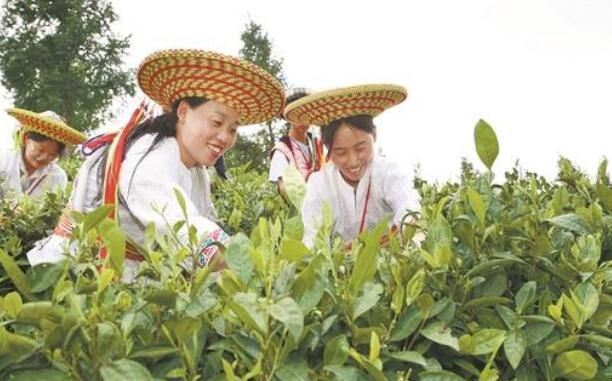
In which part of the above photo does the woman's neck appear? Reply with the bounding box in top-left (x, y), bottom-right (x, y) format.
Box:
top-left (288, 128), bottom-right (308, 144)
top-left (340, 172), bottom-right (360, 189)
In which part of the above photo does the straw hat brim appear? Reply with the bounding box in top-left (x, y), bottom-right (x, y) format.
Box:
top-left (6, 108), bottom-right (86, 146)
top-left (137, 49), bottom-right (285, 126)
top-left (283, 84), bottom-right (407, 127)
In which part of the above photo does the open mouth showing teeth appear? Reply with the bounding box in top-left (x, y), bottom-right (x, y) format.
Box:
top-left (208, 145), bottom-right (223, 156)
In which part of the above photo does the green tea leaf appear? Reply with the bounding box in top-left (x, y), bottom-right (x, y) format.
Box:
top-left (563, 293), bottom-right (586, 329)
top-left (466, 187), bottom-right (487, 226)
top-left (228, 292), bottom-right (268, 336)
top-left (284, 215), bottom-right (304, 241)
top-left (472, 328), bottom-right (506, 355)
top-left (353, 282), bottom-right (383, 320)
top-left (225, 233), bottom-right (254, 284)
top-left (515, 281), bottom-right (537, 314)
top-left (369, 331), bottom-right (381, 362)
top-left (172, 188), bottom-right (188, 218)
top-left (292, 256), bottom-right (326, 312)
top-left (98, 219), bottom-right (126, 274)
top-left (495, 305), bottom-right (520, 330)
top-left (324, 335), bottom-right (349, 367)
top-left (574, 282), bottom-right (599, 322)
top-left (427, 215), bottom-right (453, 252)
top-left (0, 248), bottom-right (33, 300)
top-left (100, 359), bottom-right (153, 381)
top-left (0, 327), bottom-right (37, 355)
top-left (390, 307), bottom-right (422, 341)
top-left (405, 269), bottom-right (426, 306)
top-left (504, 330), bottom-right (527, 369)
top-left (553, 350), bottom-right (598, 381)
top-left (82, 204), bottom-right (113, 233)
top-left (523, 321), bottom-right (555, 346)
top-left (546, 214), bottom-right (591, 235)
top-left (17, 301), bottom-right (56, 323)
top-left (420, 370), bottom-right (467, 381)
top-left (283, 164), bottom-right (306, 211)
top-left (222, 358), bottom-right (239, 381)
top-left (421, 321), bottom-right (459, 350)
top-left (349, 222), bottom-right (386, 293)
top-left (275, 358), bottom-right (310, 381)
top-left (4, 291), bottom-right (23, 319)
top-left (458, 334), bottom-right (475, 354)
top-left (7, 369), bottom-right (68, 381)
top-left (545, 335), bottom-right (580, 354)
top-left (280, 238), bottom-right (310, 262)
top-left (129, 346), bottom-right (179, 360)
top-left (474, 119), bottom-right (499, 170)
top-left (324, 365), bottom-right (369, 381)
top-left (269, 297), bottom-right (304, 342)
top-left (29, 260), bottom-right (67, 293)
top-left (386, 350), bottom-right (428, 367)
top-left (173, 317), bottom-right (202, 343)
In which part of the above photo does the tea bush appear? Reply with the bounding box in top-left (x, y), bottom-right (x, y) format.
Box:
top-left (0, 121), bottom-right (609, 380)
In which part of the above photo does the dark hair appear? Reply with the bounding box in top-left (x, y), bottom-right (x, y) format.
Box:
top-left (24, 131), bottom-right (67, 157)
top-left (124, 97), bottom-right (208, 156)
top-left (97, 96), bottom-right (208, 183)
top-left (321, 114), bottom-right (376, 151)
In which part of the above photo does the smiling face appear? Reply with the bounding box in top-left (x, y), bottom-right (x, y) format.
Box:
top-left (329, 123), bottom-right (375, 187)
top-left (175, 99), bottom-right (240, 167)
top-left (22, 134), bottom-right (62, 173)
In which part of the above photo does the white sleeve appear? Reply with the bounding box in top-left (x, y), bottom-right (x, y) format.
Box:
top-left (200, 168), bottom-right (218, 220)
top-left (52, 167), bottom-right (68, 192)
top-left (383, 164), bottom-right (420, 225)
top-left (120, 148), bottom-right (222, 247)
top-left (268, 150), bottom-right (289, 182)
top-left (301, 174), bottom-right (325, 248)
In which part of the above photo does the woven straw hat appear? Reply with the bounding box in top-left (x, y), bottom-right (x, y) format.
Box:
top-left (137, 49), bottom-right (285, 125)
top-left (283, 84), bottom-right (407, 127)
top-left (6, 108), bottom-right (86, 145)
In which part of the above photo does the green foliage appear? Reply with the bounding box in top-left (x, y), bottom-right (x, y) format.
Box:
top-left (212, 164), bottom-right (290, 234)
top-left (0, 191), bottom-right (66, 294)
top-left (0, 190), bottom-right (66, 253)
top-left (0, 0), bottom-right (135, 132)
top-left (0, 122), bottom-right (610, 380)
top-left (59, 149), bottom-right (85, 181)
top-left (224, 131), bottom-right (275, 174)
top-left (239, 20), bottom-right (286, 87)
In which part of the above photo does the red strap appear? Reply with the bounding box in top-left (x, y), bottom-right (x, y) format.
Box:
top-left (99, 100), bottom-right (148, 260)
top-left (81, 133), bottom-right (118, 156)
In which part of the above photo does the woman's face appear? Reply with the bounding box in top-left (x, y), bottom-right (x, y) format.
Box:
top-left (175, 100), bottom-right (240, 167)
top-left (329, 123), bottom-right (375, 186)
top-left (23, 136), bottom-right (61, 171)
top-left (290, 123), bottom-right (310, 136)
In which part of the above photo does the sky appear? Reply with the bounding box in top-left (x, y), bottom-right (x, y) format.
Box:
top-left (1, 0), bottom-right (610, 182)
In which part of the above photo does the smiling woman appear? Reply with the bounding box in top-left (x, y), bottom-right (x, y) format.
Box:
top-left (0, 109), bottom-right (85, 199)
top-left (284, 84), bottom-right (420, 247)
top-left (26, 49), bottom-right (285, 282)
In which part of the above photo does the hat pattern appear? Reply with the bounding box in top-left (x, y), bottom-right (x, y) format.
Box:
top-left (6, 108), bottom-right (86, 146)
top-left (283, 84), bottom-right (407, 127)
top-left (137, 49), bottom-right (285, 125)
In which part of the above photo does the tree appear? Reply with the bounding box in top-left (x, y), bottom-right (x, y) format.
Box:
top-left (0, 0), bottom-right (135, 132)
top-left (226, 20), bottom-right (287, 173)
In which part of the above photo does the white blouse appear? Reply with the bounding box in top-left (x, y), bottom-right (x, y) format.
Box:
top-left (0, 148), bottom-right (67, 199)
top-left (27, 134), bottom-right (223, 282)
top-left (301, 155), bottom-right (419, 247)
